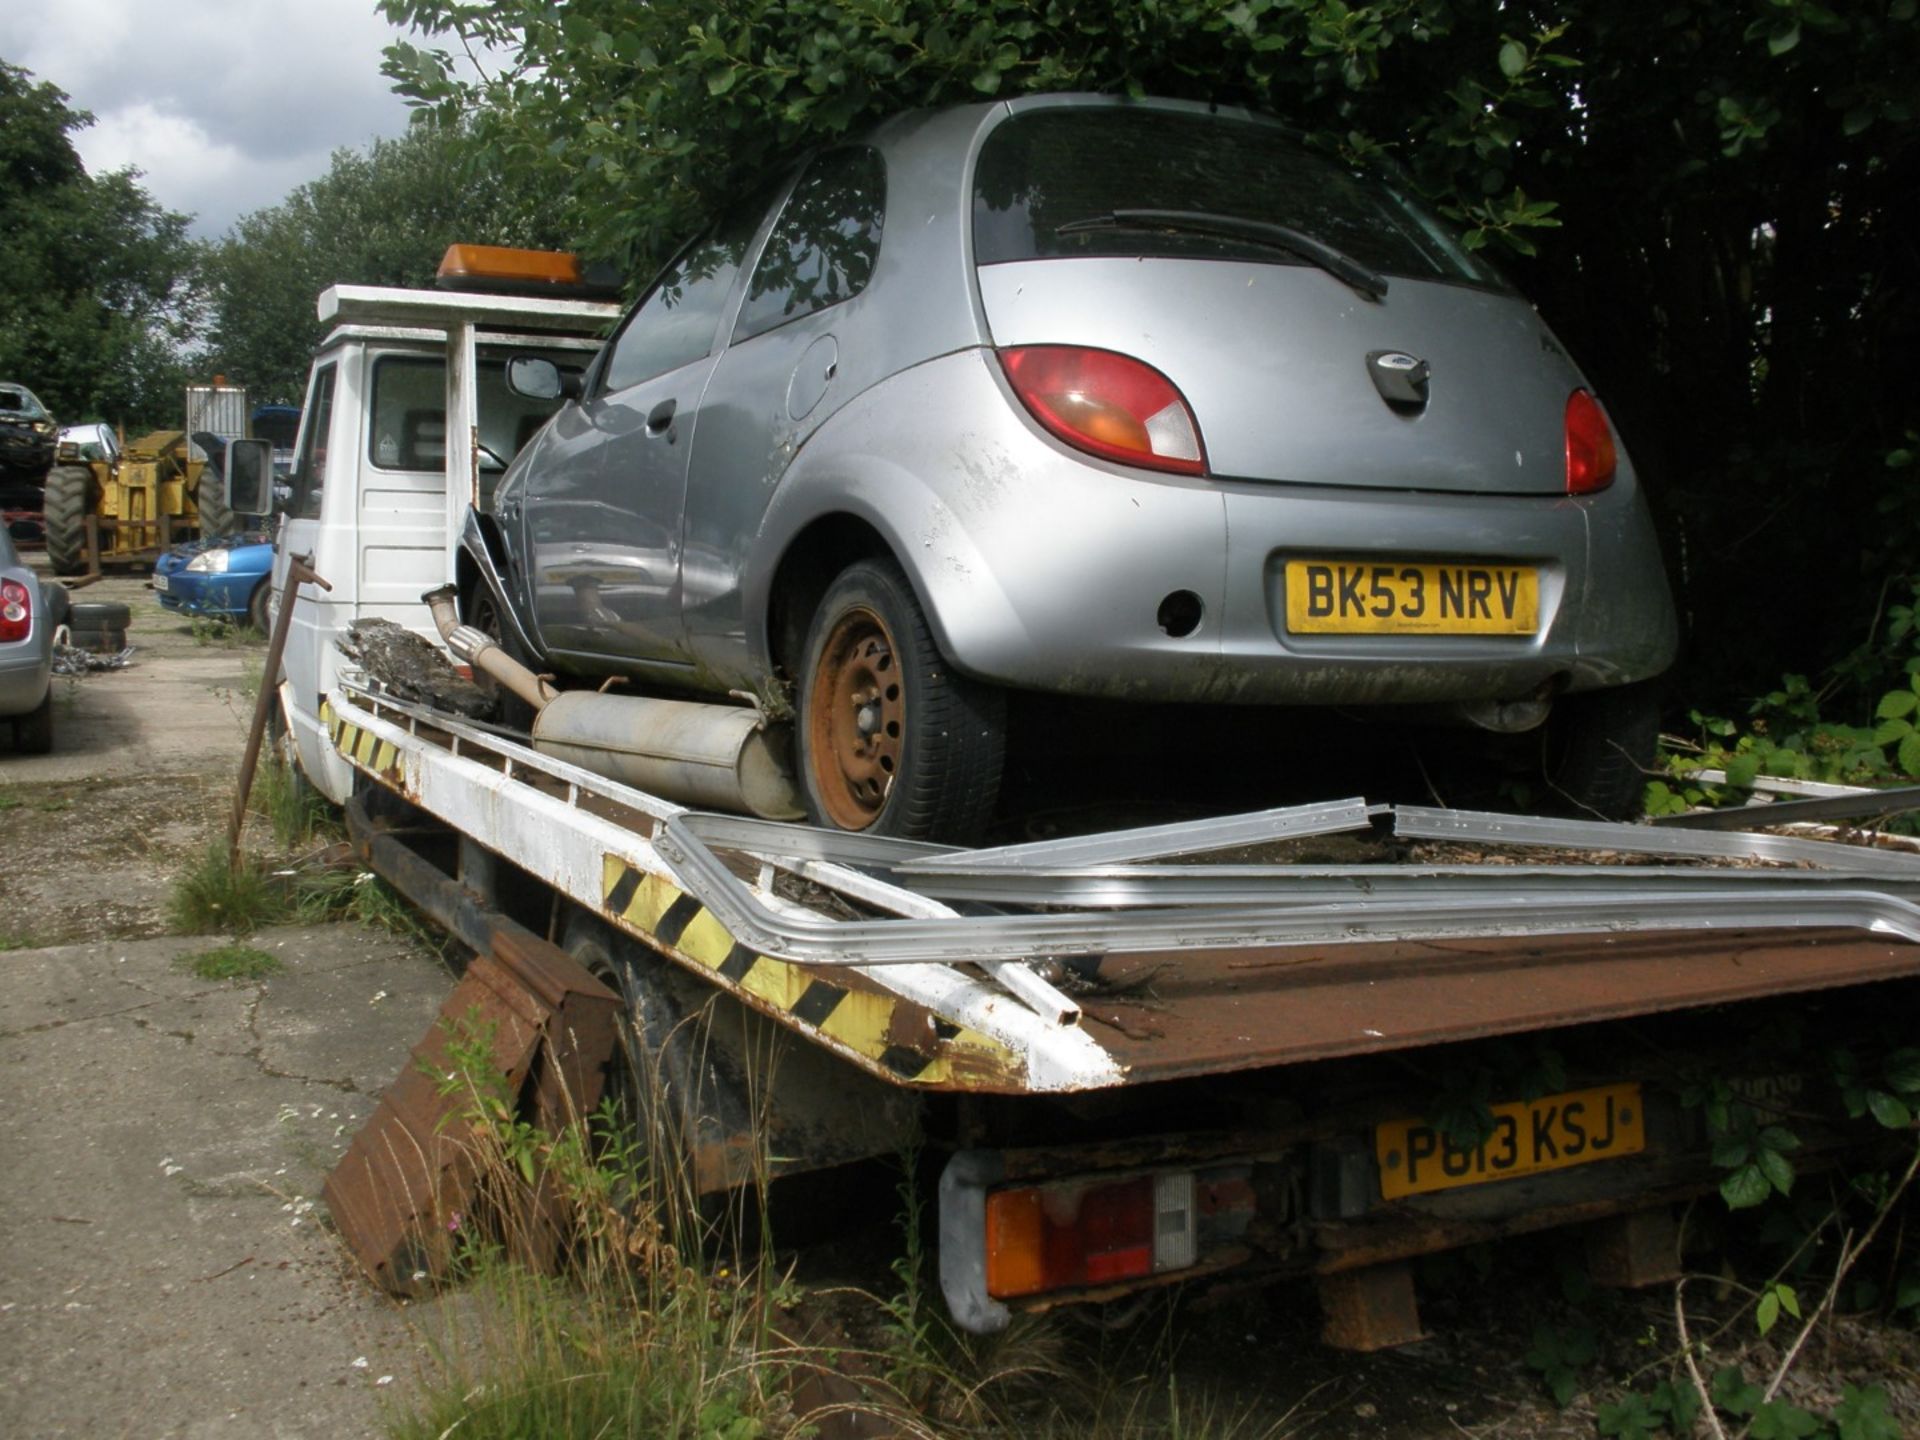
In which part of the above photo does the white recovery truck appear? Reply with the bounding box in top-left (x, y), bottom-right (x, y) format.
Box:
top-left (240, 256), bottom-right (1920, 1348)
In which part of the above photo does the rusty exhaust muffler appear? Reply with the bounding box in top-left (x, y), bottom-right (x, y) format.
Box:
top-left (424, 587), bottom-right (802, 820)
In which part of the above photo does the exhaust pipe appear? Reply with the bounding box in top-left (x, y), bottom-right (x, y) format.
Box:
top-left (423, 585), bottom-right (559, 711)
top-left (422, 586), bottom-right (803, 821)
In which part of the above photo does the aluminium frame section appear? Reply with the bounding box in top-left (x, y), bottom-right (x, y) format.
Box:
top-left (904, 798), bottom-right (1379, 869)
top-left (1651, 784), bottom-right (1920, 831)
top-left (335, 685), bottom-right (1920, 969)
top-left (1393, 806), bottom-right (1920, 879)
top-left (656, 810), bottom-right (1920, 963)
top-left (660, 811), bottom-right (1920, 909)
top-left (880, 862), bottom-right (1920, 910)
top-left (326, 686), bottom-right (1122, 1090)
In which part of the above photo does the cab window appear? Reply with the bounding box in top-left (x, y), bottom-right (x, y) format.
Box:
top-left (289, 364), bottom-right (336, 520)
top-left (368, 354), bottom-right (569, 479)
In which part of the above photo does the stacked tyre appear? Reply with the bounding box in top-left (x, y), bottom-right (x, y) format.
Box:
top-left (67, 600), bottom-right (130, 653)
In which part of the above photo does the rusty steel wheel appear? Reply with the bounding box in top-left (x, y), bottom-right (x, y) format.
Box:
top-left (805, 605), bottom-right (906, 829)
top-left (796, 558), bottom-right (1005, 841)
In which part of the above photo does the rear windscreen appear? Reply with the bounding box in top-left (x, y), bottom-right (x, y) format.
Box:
top-left (972, 108), bottom-right (1502, 288)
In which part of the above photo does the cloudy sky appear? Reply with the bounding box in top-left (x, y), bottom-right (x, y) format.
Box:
top-left (1, 0), bottom-right (458, 238)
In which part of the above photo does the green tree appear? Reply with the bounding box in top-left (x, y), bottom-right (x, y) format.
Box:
top-left (0, 61), bottom-right (200, 430)
top-left (200, 121), bottom-right (571, 403)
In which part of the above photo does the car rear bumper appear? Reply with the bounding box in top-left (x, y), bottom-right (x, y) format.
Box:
top-left (0, 643), bottom-right (51, 717)
top-left (773, 350), bottom-right (1677, 707)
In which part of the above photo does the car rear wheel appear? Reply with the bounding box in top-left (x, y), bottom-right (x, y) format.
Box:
top-left (42, 464), bottom-right (97, 576)
top-left (1540, 680), bottom-right (1662, 821)
top-left (13, 689), bottom-right (52, 754)
top-left (797, 558), bottom-right (1004, 841)
top-left (247, 579), bottom-right (271, 635)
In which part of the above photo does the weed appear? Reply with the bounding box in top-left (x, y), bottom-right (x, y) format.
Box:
top-left (0, 792), bottom-right (19, 812)
top-left (176, 943), bottom-right (284, 981)
top-left (291, 867), bottom-right (439, 950)
top-left (385, 1010), bottom-right (800, 1440)
top-left (252, 755), bottom-right (338, 849)
top-left (0, 932), bottom-right (35, 952)
top-left (36, 797), bottom-right (71, 813)
top-left (187, 613), bottom-right (230, 647)
top-left (166, 842), bottom-right (292, 935)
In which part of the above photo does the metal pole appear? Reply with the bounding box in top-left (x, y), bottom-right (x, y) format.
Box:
top-left (227, 555), bottom-right (331, 871)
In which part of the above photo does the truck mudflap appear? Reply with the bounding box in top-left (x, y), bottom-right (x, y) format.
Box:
top-left (322, 680), bottom-right (1920, 1099)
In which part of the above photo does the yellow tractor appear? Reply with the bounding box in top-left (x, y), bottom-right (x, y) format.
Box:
top-left (43, 384), bottom-right (244, 577)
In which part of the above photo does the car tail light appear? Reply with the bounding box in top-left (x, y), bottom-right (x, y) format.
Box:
top-left (1565, 389), bottom-right (1617, 495)
top-left (985, 1170), bottom-right (1197, 1299)
top-left (999, 346), bottom-right (1206, 476)
top-left (1, 579), bottom-right (31, 643)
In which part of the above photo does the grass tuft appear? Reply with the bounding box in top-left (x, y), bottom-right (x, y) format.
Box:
top-left (252, 754), bottom-right (339, 849)
top-left (167, 842), bottom-right (293, 935)
top-left (177, 943), bottom-right (284, 981)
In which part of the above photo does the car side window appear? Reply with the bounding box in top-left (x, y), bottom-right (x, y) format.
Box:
top-left (290, 364), bottom-right (336, 520)
top-left (732, 147), bottom-right (886, 344)
top-left (601, 208), bottom-right (763, 395)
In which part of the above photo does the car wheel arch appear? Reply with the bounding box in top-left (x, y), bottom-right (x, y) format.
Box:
top-left (763, 512), bottom-right (935, 682)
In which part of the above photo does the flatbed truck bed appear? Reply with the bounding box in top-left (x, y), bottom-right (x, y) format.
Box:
top-left (315, 676), bottom-right (1920, 1344)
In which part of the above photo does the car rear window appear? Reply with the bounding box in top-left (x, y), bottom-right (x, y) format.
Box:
top-left (972, 108), bottom-right (1501, 288)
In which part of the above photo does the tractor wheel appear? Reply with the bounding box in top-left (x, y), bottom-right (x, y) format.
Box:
top-left (195, 467), bottom-right (234, 539)
top-left (43, 464), bottom-right (97, 576)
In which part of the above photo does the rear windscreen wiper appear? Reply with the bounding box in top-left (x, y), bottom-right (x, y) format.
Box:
top-left (1057, 208), bottom-right (1389, 302)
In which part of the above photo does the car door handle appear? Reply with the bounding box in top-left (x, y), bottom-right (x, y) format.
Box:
top-left (646, 400), bottom-right (677, 436)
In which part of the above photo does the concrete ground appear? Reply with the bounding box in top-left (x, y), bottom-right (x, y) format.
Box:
top-left (0, 568), bottom-right (457, 1438)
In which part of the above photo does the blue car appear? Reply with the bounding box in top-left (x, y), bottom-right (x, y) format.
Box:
top-left (153, 532), bottom-right (275, 632)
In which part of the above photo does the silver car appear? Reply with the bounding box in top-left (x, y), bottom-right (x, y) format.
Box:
top-left (465, 94), bottom-right (1677, 839)
top-left (1, 527), bottom-right (56, 754)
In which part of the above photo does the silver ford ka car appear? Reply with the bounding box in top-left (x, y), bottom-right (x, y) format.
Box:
top-left (462, 94), bottom-right (1677, 840)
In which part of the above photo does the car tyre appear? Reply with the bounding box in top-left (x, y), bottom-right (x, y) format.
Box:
top-left (247, 579), bottom-right (271, 635)
top-left (43, 464), bottom-right (97, 576)
top-left (797, 558), bottom-right (1005, 841)
top-left (13, 689), bottom-right (53, 754)
top-left (1541, 680), bottom-right (1662, 821)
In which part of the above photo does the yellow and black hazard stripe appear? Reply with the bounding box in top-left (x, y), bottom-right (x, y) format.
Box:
top-left (322, 699), bottom-right (403, 785)
top-left (602, 854), bottom-right (1023, 1090)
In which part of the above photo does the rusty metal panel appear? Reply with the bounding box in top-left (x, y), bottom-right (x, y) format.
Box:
top-left (1318, 1261), bottom-right (1425, 1351)
top-left (323, 938), bottom-right (619, 1294)
top-left (1085, 929), bottom-right (1920, 1083)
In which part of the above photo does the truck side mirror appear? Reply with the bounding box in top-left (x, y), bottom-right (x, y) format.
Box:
top-left (505, 354), bottom-right (582, 401)
top-left (225, 437), bottom-right (274, 516)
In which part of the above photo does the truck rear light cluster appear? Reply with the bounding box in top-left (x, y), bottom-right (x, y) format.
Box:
top-left (998, 345), bottom-right (1206, 476)
top-left (985, 1170), bottom-right (1197, 1299)
top-left (1564, 389), bottom-right (1618, 495)
top-left (1, 579), bottom-right (31, 642)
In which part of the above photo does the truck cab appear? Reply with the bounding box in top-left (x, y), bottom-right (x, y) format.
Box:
top-left (265, 263), bottom-right (618, 801)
